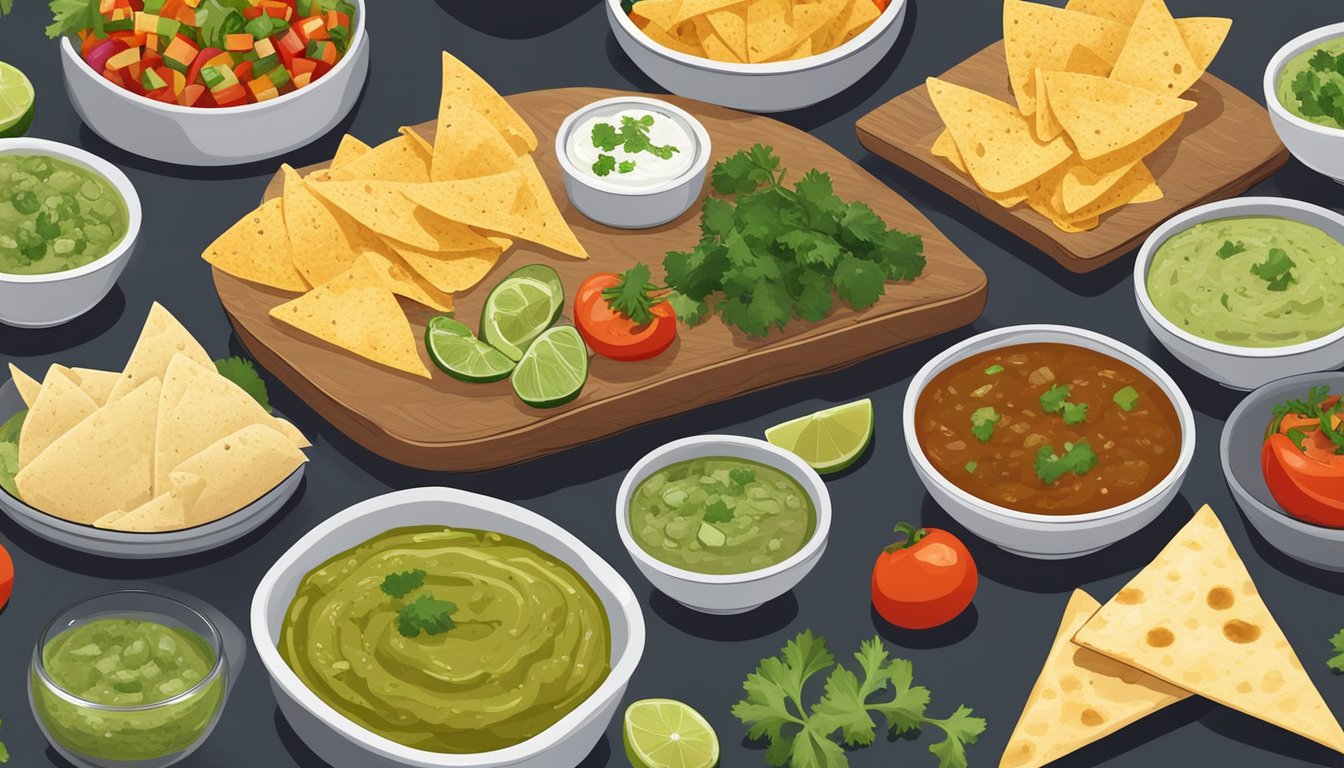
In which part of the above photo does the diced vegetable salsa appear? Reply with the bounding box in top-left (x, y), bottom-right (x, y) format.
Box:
top-left (54, 0), bottom-right (355, 108)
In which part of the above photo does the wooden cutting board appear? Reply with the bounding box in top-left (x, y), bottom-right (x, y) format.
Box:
top-left (214, 87), bottom-right (987, 471)
top-left (855, 42), bottom-right (1290, 273)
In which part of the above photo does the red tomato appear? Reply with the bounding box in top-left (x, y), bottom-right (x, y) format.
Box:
top-left (0, 542), bottom-right (12, 611)
top-left (871, 523), bottom-right (977, 629)
top-left (575, 272), bottom-right (677, 362)
top-left (1263, 433), bottom-right (1344, 528)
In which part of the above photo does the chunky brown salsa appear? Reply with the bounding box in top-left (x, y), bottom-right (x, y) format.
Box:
top-left (914, 343), bottom-right (1181, 516)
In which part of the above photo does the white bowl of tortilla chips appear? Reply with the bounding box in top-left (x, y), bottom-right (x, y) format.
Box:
top-left (608, 0), bottom-right (908, 113)
top-left (0, 303), bottom-right (309, 558)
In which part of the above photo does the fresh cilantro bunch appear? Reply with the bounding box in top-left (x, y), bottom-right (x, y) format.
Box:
top-left (732, 631), bottom-right (985, 768)
top-left (380, 569), bottom-right (457, 639)
top-left (663, 144), bottom-right (925, 337)
top-left (1290, 49), bottom-right (1344, 127)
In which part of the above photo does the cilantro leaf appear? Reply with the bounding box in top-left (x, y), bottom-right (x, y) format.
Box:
top-left (970, 407), bottom-right (999, 443)
top-left (1221, 293), bottom-right (1231, 310)
top-left (1216, 240), bottom-right (1245, 260)
top-left (703, 499), bottom-right (734, 524)
top-left (380, 569), bottom-right (426, 599)
top-left (925, 706), bottom-right (987, 768)
top-left (601, 263), bottom-right (668, 325)
top-left (713, 144), bottom-right (781, 195)
top-left (1330, 629), bottom-right (1344, 673)
top-left (1250, 247), bottom-right (1296, 291)
top-left (1039, 384), bottom-right (1071, 414)
top-left (1113, 385), bottom-right (1140, 412)
top-left (396, 593), bottom-right (457, 638)
top-left (794, 270), bottom-right (835, 323)
top-left (0, 717), bottom-right (8, 764)
top-left (665, 290), bottom-right (709, 326)
top-left (592, 153), bottom-right (617, 177)
top-left (0, 441), bottom-right (18, 501)
top-left (0, 0), bottom-right (12, 14)
top-left (833, 254), bottom-right (885, 309)
top-left (1034, 441), bottom-right (1099, 485)
top-left (1062, 401), bottom-right (1088, 425)
top-left (813, 665), bottom-right (878, 747)
top-left (730, 467), bottom-right (756, 486)
top-left (0, 410), bottom-right (24, 444)
top-left (215, 356), bottom-right (272, 413)
top-left (591, 122), bottom-right (621, 151)
top-left (46, 0), bottom-right (102, 39)
top-left (592, 116), bottom-right (679, 163)
top-left (618, 160), bottom-right (637, 174)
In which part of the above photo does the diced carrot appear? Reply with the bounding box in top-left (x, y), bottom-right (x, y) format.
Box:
top-left (178, 82), bottom-right (205, 106)
top-left (225, 33), bottom-right (252, 51)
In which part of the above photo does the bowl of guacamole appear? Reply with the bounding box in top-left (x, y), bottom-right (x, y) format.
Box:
top-left (0, 138), bottom-right (141, 328)
top-left (29, 591), bottom-right (228, 768)
top-left (617, 434), bottom-right (832, 614)
top-left (1136, 197), bottom-right (1344, 390)
top-left (1266, 22), bottom-right (1344, 182)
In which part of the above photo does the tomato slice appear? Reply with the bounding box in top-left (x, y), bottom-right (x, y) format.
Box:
top-left (1262, 433), bottom-right (1344, 528)
top-left (575, 272), bottom-right (677, 362)
top-left (871, 524), bottom-right (977, 629)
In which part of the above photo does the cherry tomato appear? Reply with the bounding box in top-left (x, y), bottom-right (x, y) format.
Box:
top-left (1263, 433), bottom-right (1344, 528)
top-left (0, 542), bottom-right (12, 611)
top-left (574, 272), bottom-right (677, 362)
top-left (871, 523), bottom-right (976, 629)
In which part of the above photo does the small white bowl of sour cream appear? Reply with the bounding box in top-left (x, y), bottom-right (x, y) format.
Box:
top-left (555, 97), bottom-right (710, 229)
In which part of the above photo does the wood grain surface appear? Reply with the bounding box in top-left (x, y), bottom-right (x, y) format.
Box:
top-left (855, 42), bottom-right (1290, 273)
top-left (214, 87), bottom-right (987, 471)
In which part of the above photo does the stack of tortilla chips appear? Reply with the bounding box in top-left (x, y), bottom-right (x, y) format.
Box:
top-left (1000, 505), bottom-right (1344, 768)
top-left (629, 0), bottom-right (883, 63)
top-left (926, 0), bottom-right (1231, 233)
top-left (203, 51), bottom-right (588, 380)
top-left (8, 304), bottom-right (309, 533)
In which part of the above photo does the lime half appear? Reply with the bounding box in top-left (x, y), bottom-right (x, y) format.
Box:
top-left (504, 264), bottom-right (564, 320)
top-left (0, 62), bottom-right (34, 139)
top-left (481, 275), bottom-right (559, 361)
top-left (511, 326), bottom-right (588, 408)
top-left (765, 398), bottom-right (874, 474)
top-left (425, 316), bottom-right (515, 383)
top-left (623, 699), bottom-right (719, 768)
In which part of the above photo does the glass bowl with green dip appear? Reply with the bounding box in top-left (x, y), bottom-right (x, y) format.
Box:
top-left (29, 591), bottom-right (227, 768)
top-left (1265, 22), bottom-right (1344, 182)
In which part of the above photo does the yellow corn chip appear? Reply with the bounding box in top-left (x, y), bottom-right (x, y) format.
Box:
top-left (1044, 71), bottom-right (1195, 160)
top-left (172, 424), bottom-right (306, 526)
top-left (1003, 0), bottom-right (1125, 115)
top-left (8, 363), bottom-right (40, 408)
top-left (93, 474), bottom-right (203, 532)
top-left (641, 20), bottom-right (707, 56)
top-left (1109, 0), bottom-right (1203, 96)
top-left (1177, 17), bottom-right (1232, 75)
top-left (19, 367), bottom-right (97, 468)
top-left (705, 6), bottom-right (748, 60)
top-left (328, 135), bottom-right (431, 184)
top-left (392, 241), bottom-right (504, 295)
top-left (362, 250), bottom-right (455, 314)
top-left (1063, 0), bottom-right (1143, 26)
top-left (831, 0), bottom-right (879, 47)
top-left (108, 303), bottom-right (212, 403)
top-left (440, 51), bottom-right (536, 155)
top-left (746, 0), bottom-right (799, 63)
top-left (1129, 179), bottom-right (1163, 204)
top-left (398, 126), bottom-right (435, 162)
top-left (930, 129), bottom-right (966, 173)
top-left (64, 367), bottom-right (118, 406)
top-left (692, 17), bottom-right (742, 62)
top-left (431, 99), bottom-right (522, 182)
top-left (675, 0), bottom-right (744, 23)
top-left (1032, 70), bottom-right (1063, 142)
top-left (1059, 157), bottom-right (1139, 214)
top-left (1059, 161), bottom-right (1156, 223)
top-left (330, 134), bottom-right (371, 172)
top-left (202, 197), bottom-right (309, 292)
top-left (281, 166), bottom-right (369, 286)
top-left (630, 0), bottom-right (682, 32)
top-left (308, 178), bottom-right (482, 253)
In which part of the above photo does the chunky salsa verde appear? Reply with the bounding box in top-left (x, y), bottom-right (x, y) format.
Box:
top-left (915, 343), bottom-right (1182, 516)
top-left (0, 153), bottom-right (129, 275)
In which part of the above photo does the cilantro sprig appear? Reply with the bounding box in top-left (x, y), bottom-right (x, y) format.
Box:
top-left (591, 114), bottom-right (679, 177)
top-left (601, 263), bottom-right (669, 325)
top-left (1216, 240), bottom-right (1245, 260)
top-left (1250, 247), bottom-right (1296, 291)
top-left (1329, 629), bottom-right (1344, 673)
top-left (1269, 385), bottom-right (1344, 456)
top-left (379, 569), bottom-right (457, 638)
top-left (1033, 441), bottom-right (1099, 485)
top-left (215, 356), bottom-right (271, 413)
top-left (1039, 384), bottom-right (1087, 425)
top-left (969, 407), bottom-right (999, 443)
top-left (732, 631), bottom-right (985, 768)
top-left (380, 569), bottom-right (426, 600)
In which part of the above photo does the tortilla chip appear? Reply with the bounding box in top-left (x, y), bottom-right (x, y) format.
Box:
top-left (8, 364), bottom-right (40, 409)
top-left (1176, 17), bottom-right (1231, 75)
top-left (308, 178), bottom-right (485, 254)
top-left (1059, 158), bottom-right (1139, 214)
top-left (792, 0), bottom-right (845, 47)
top-left (271, 418), bottom-right (310, 449)
top-left (1044, 71), bottom-right (1195, 160)
top-left (65, 367), bottom-right (119, 406)
top-left (1063, 0), bottom-right (1143, 26)
top-left (705, 6), bottom-right (748, 61)
top-left (397, 126), bottom-right (435, 163)
top-left (93, 474), bottom-right (204, 532)
top-left (675, 0), bottom-right (744, 23)
top-left (642, 20), bottom-right (707, 56)
top-left (281, 166), bottom-right (387, 286)
top-left (328, 135), bottom-right (431, 184)
top-left (270, 254), bottom-right (431, 379)
top-left (631, 0), bottom-right (683, 33)
top-left (926, 77), bottom-right (1073, 194)
top-left (392, 241), bottom-right (503, 295)
top-left (431, 99), bottom-right (522, 182)
top-left (931, 129), bottom-right (966, 173)
top-left (362, 250), bottom-right (455, 314)
top-left (746, 0), bottom-right (800, 63)
top-left (1075, 505), bottom-right (1344, 755)
top-left (1032, 70), bottom-right (1063, 142)
top-left (202, 197), bottom-right (308, 292)
top-left (1129, 179), bottom-right (1163, 204)
top-left (16, 377), bottom-right (159, 524)
top-left (172, 424), bottom-right (306, 526)
top-left (1003, 0), bottom-right (1125, 115)
top-left (1109, 0), bottom-right (1203, 96)
top-left (19, 367), bottom-right (98, 467)
top-left (1001, 590), bottom-right (1190, 768)
top-left (829, 0), bottom-right (879, 47)
top-left (330, 135), bottom-right (371, 173)
top-left (108, 303), bottom-right (212, 403)
top-left (439, 51), bottom-right (536, 155)
top-left (696, 25), bottom-right (742, 62)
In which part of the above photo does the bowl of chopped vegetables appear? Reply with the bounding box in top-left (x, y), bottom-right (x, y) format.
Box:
top-left (54, 0), bottom-right (368, 166)
top-left (1265, 22), bottom-right (1344, 183)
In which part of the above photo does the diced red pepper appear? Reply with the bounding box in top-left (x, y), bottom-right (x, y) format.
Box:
top-left (186, 46), bottom-right (221, 83)
top-left (178, 82), bottom-right (205, 106)
top-left (233, 60), bottom-right (253, 82)
top-left (212, 83), bottom-right (247, 107)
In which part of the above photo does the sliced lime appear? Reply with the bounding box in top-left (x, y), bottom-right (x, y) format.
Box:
top-left (504, 264), bottom-right (564, 321)
top-left (0, 62), bottom-right (34, 139)
top-left (511, 326), bottom-right (588, 408)
top-left (481, 275), bottom-right (560, 361)
top-left (765, 398), bottom-right (874, 474)
top-left (623, 699), bottom-right (720, 768)
top-left (425, 316), bottom-right (515, 383)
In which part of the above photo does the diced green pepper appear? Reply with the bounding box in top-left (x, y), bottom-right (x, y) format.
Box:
top-left (266, 65), bottom-right (291, 88)
top-left (252, 53), bottom-right (279, 76)
top-left (141, 68), bottom-right (168, 91)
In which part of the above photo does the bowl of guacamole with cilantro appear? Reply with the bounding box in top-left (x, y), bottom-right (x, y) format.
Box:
top-left (1266, 22), bottom-right (1344, 182)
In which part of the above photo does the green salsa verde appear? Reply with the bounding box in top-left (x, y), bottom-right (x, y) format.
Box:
top-left (1276, 36), bottom-right (1344, 130)
top-left (0, 153), bottom-right (129, 275)
top-left (1146, 216), bottom-right (1344, 348)
top-left (32, 618), bottom-right (224, 761)
top-left (629, 457), bottom-right (816, 575)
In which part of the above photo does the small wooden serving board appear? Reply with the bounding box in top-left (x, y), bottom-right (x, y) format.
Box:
top-left (855, 42), bottom-right (1290, 273)
top-left (214, 87), bottom-right (987, 471)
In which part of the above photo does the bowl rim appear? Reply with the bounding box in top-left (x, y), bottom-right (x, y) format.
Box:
top-left (250, 486), bottom-right (646, 767)
top-left (58, 0), bottom-right (367, 117)
top-left (1133, 196), bottom-right (1344, 358)
top-left (554, 96), bottom-right (711, 197)
top-left (1263, 21), bottom-right (1344, 138)
top-left (902, 324), bottom-right (1197, 525)
top-left (614, 434), bottom-right (833, 584)
top-left (0, 137), bottom-right (141, 285)
top-left (606, 0), bottom-right (906, 75)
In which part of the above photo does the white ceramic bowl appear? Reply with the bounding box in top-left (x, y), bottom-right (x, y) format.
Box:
top-left (59, 2), bottom-right (369, 166)
top-left (1134, 197), bottom-right (1344, 391)
top-left (0, 138), bottom-right (140, 328)
top-left (252, 487), bottom-right (645, 768)
top-left (556, 96), bottom-right (710, 229)
top-left (606, 0), bottom-right (907, 113)
top-left (616, 435), bottom-right (832, 614)
top-left (903, 325), bottom-right (1196, 560)
top-left (1265, 22), bottom-right (1344, 183)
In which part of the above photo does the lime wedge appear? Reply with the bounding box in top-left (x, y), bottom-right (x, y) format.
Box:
top-left (511, 326), bottom-right (588, 408)
top-left (425, 316), bottom-right (514, 383)
top-left (623, 699), bottom-right (719, 768)
top-left (504, 264), bottom-right (564, 320)
top-left (481, 275), bottom-right (559, 361)
top-left (765, 398), bottom-right (874, 474)
top-left (0, 62), bottom-right (35, 139)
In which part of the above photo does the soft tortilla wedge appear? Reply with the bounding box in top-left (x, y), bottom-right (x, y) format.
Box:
top-left (107, 303), bottom-right (212, 403)
top-left (93, 474), bottom-right (204, 533)
top-left (172, 424), bottom-right (307, 526)
top-left (64, 367), bottom-right (119, 407)
top-left (19, 367), bottom-right (98, 468)
top-left (8, 363), bottom-right (41, 409)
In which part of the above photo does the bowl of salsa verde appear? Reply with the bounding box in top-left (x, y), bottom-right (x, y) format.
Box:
top-left (903, 326), bottom-right (1195, 560)
top-left (0, 139), bottom-right (140, 328)
top-left (1265, 22), bottom-right (1344, 182)
top-left (616, 434), bottom-right (831, 614)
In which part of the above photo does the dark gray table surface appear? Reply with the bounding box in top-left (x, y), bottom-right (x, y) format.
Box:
top-left (1, 0), bottom-right (1342, 766)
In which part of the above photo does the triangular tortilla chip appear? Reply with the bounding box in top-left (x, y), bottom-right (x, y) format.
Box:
top-left (1176, 17), bottom-right (1231, 75)
top-left (269, 255), bottom-right (431, 379)
top-left (630, 0), bottom-right (683, 32)
top-left (1109, 0), bottom-right (1203, 96)
top-left (930, 129), bottom-right (966, 173)
top-left (675, 0), bottom-right (743, 23)
top-left (308, 178), bottom-right (485, 253)
top-left (16, 377), bottom-right (159, 523)
top-left (19, 367), bottom-right (98, 467)
top-left (282, 166), bottom-right (361, 286)
top-left (1063, 0), bottom-right (1143, 26)
top-left (1044, 71), bottom-right (1195, 160)
top-left (108, 303), bottom-right (212, 403)
top-left (328, 135), bottom-right (431, 184)
top-left (791, 0), bottom-right (844, 47)
top-left (1003, 0), bottom-right (1125, 115)
top-left (439, 51), bottom-right (536, 155)
top-left (8, 364), bottom-right (40, 409)
top-left (202, 197), bottom-right (309, 292)
top-left (1001, 590), bottom-right (1190, 768)
top-left (362, 250), bottom-right (455, 314)
top-left (330, 134), bottom-right (371, 173)
top-left (172, 424), bottom-right (306, 526)
top-left (93, 474), bottom-right (203, 532)
top-left (271, 418), bottom-right (310, 449)
top-left (704, 6), bottom-right (748, 61)
top-left (398, 126), bottom-right (435, 163)
top-left (745, 0), bottom-right (801, 63)
top-left (64, 367), bottom-right (119, 406)
top-left (696, 24), bottom-right (741, 62)
top-left (431, 100), bottom-right (522, 182)
top-left (828, 0), bottom-right (879, 47)
top-left (391, 241), bottom-right (503, 294)
top-left (1129, 179), bottom-right (1163, 204)
top-left (1075, 505), bottom-right (1344, 755)
top-left (926, 77), bottom-right (1074, 194)
top-left (1059, 157), bottom-right (1139, 214)
top-left (1032, 70), bottom-right (1063, 143)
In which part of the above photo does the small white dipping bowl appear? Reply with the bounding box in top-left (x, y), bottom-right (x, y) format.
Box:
top-left (556, 96), bottom-right (710, 229)
top-left (616, 435), bottom-right (832, 614)
top-left (252, 487), bottom-right (645, 768)
top-left (1134, 197), bottom-right (1344, 391)
top-left (0, 138), bottom-right (140, 328)
top-left (59, 0), bottom-right (369, 166)
top-left (606, 0), bottom-right (907, 113)
top-left (903, 325), bottom-right (1196, 560)
top-left (1265, 22), bottom-right (1344, 183)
